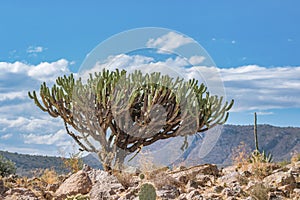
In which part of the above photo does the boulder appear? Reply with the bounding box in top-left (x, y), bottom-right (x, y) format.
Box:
top-left (263, 171), bottom-right (296, 190)
top-left (4, 187), bottom-right (39, 200)
top-left (156, 184), bottom-right (180, 199)
top-left (88, 170), bottom-right (124, 200)
top-left (170, 164), bottom-right (219, 184)
top-left (55, 170), bottom-right (92, 200)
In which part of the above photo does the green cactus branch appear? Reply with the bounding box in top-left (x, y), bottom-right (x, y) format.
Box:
top-left (28, 69), bottom-right (234, 171)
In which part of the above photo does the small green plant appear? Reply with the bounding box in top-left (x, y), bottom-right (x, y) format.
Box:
top-left (250, 113), bottom-right (273, 163)
top-left (139, 173), bottom-right (145, 180)
top-left (250, 149), bottom-right (273, 163)
top-left (65, 194), bottom-right (90, 200)
top-left (0, 154), bottom-right (16, 177)
top-left (139, 183), bottom-right (157, 200)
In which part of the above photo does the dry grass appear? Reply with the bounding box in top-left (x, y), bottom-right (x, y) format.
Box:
top-left (231, 141), bottom-right (250, 171)
top-left (249, 183), bottom-right (270, 200)
top-left (114, 171), bottom-right (136, 189)
top-left (40, 168), bottom-right (59, 185)
top-left (291, 151), bottom-right (300, 163)
top-left (250, 162), bottom-right (274, 180)
top-left (59, 143), bottom-right (83, 173)
top-left (231, 141), bottom-right (277, 180)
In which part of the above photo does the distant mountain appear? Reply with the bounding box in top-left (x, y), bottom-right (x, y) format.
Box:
top-left (1, 124), bottom-right (299, 176)
top-left (0, 151), bottom-right (102, 177)
top-left (182, 124), bottom-right (300, 167)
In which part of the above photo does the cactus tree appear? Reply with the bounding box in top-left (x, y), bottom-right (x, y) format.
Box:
top-left (28, 69), bottom-right (233, 171)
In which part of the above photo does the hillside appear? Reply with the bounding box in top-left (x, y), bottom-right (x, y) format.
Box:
top-left (188, 124), bottom-right (300, 166)
top-left (1, 124), bottom-right (299, 176)
top-left (0, 151), bottom-right (102, 177)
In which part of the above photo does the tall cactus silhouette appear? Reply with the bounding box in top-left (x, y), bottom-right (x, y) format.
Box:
top-left (254, 112), bottom-right (259, 152)
top-left (250, 112), bottom-right (273, 163)
top-left (29, 69), bottom-right (234, 171)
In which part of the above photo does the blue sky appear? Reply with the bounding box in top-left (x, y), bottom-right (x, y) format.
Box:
top-left (0, 0), bottom-right (300, 155)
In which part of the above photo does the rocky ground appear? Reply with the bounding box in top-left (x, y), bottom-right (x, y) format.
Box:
top-left (0, 161), bottom-right (299, 200)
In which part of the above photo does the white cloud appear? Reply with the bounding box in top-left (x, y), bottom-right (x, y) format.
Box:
top-left (188, 55), bottom-right (206, 65)
top-left (0, 59), bottom-right (70, 84)
top-left (0, 91), bottom-right (28, 101)
top-left (255, 111), bottom-right (274, 115)
top-left (146, 31), bottom-right (193, 52)
top-left (24, 129), bottom-right (68, 145)
top-left (27, 59), bottom-right (70, 81)
top-left (0, 133), bottom-right (12, 140)
top-left (0, 59), bottom-right (72, 156)
top-left (220, 65), bottom-right (300, 111)
top-left (27, 46), bottom-right (45, 53)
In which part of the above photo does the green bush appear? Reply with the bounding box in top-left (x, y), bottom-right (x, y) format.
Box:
top-left (0, 154), bottom-right (16, 177)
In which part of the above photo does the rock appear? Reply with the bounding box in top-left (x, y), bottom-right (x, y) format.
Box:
top-left (156, 185), bottom-right (180, 199)
top-left (178, 193), bottom-right (188, 200)
top-left (46, 183), bottom-right (59, 192)
top-left (43, 191), bottom-right (55, 200)
top-left (217, 171), bottom-right (239, 187)
top-left (178, 191), bottom-right (204, 200)
top-left (221, 183), bottom-right (244, 198)
top-left (170, 164), bottom-right (219, 184)
top-left (263, 171), bottom-right (296, 190)
top-left (292, 188), bottom-right (300, 199)
top-left (241, 170), bottom-right (252, 178)
top-left (213, 185), bottom-right (224, 193)
top-left (194, 174), bottom-right (213, 187)
top-left (0, 179), bottom-right (8, 195)
top-left (89, 170), bottom-right (124, 200)
top-left (55, 170), bottom-right (92, 200)
top-left (247, 183), bottom-right (269, 200)
top-left (186, 190), bottom-right (203, 199)
top-left (4, 187), bottom-right (39, 200)
top-left (222, 187), bottom-right (234, 197)
top-left (268, 192), bottom-right (285, 200)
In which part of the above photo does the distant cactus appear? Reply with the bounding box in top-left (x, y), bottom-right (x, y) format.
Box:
top-left (139, 183), bottom-right (157, 200)
top-left (250, 112), bottom-right (273, 163)
top-left (28, 69), bottom-right (234, 171)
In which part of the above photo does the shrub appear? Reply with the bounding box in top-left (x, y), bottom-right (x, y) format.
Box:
top-left (62, 152), bottom-right (83, 173)
top-left (291, 151), bottom-right (300, 163)
top-left (231, 141), bottom-right (250, 170)
top-left (0, 154), bottom-right (16, 177)
top-left (41, 168), bottom-right (59, 185)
